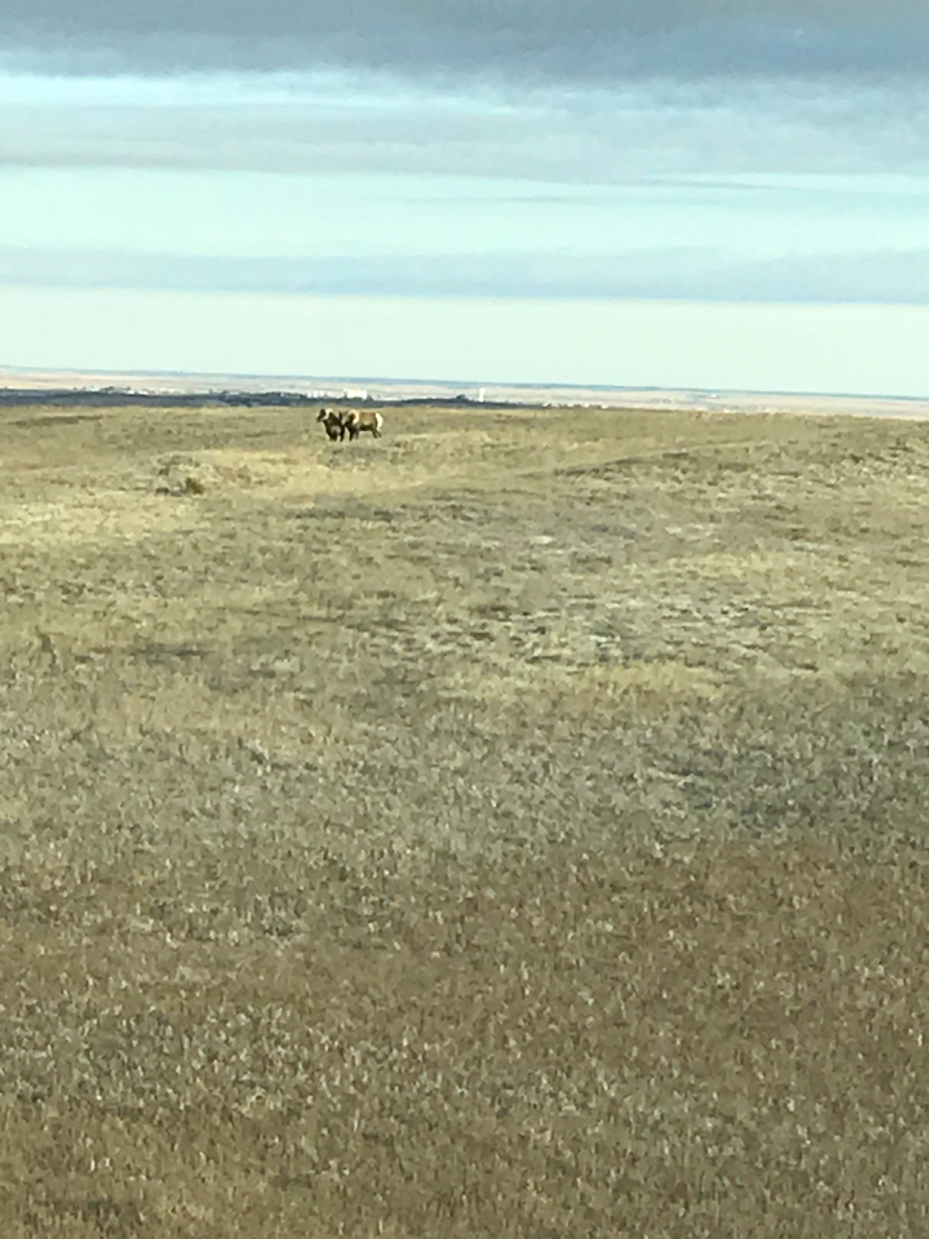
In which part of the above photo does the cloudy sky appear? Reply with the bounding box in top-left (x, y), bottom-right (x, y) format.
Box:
top-left (3, 1), bottom-right (929, 393)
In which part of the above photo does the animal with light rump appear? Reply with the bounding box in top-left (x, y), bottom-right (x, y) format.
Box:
top-left (317, 407), bottom-right (345, 441)
top-left (342, 408), bottom-right (384, 440)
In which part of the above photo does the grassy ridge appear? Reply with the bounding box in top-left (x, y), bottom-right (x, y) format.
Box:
top-left (1, 401), bottom-right (928, 1234)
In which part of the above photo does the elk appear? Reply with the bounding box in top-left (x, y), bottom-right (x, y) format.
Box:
top-left (316, 407), bottom-right (344, 441)
top-left (342, 408), bottom-right (384, 440)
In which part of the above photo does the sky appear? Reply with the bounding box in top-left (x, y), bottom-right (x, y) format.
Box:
top-left (3, 2), bottom-right (929, 394)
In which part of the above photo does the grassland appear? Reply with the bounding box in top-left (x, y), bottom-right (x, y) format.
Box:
top-left (1, 399), bottom-right (929, 1235)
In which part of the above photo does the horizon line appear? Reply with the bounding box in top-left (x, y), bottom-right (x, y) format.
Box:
top-left (2, 363), bottom-right (928, 405)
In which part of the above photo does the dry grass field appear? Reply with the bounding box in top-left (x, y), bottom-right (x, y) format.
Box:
top-left (2, 399), bottom-right (929, 1235)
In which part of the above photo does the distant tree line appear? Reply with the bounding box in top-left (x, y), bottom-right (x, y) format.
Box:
top-left (0, 389), bottom-right (516, 410)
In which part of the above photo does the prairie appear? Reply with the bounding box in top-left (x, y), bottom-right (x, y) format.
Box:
top-left (1, 399), bottom-right (929, 1235)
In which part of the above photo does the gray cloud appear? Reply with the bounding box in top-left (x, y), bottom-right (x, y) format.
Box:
top-left (5, 78), bottom-right (929, 181)
top-left (4, 2), bottom-right (929, 82)
top-left (6, 245), bottom-right (929, 303)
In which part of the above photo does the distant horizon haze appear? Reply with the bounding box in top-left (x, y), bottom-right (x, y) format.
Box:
top-left (3, 288), bottom-right (929, 402)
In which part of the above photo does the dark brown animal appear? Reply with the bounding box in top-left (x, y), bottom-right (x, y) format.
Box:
top-left (317, 407), bottom-right (344, 441)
